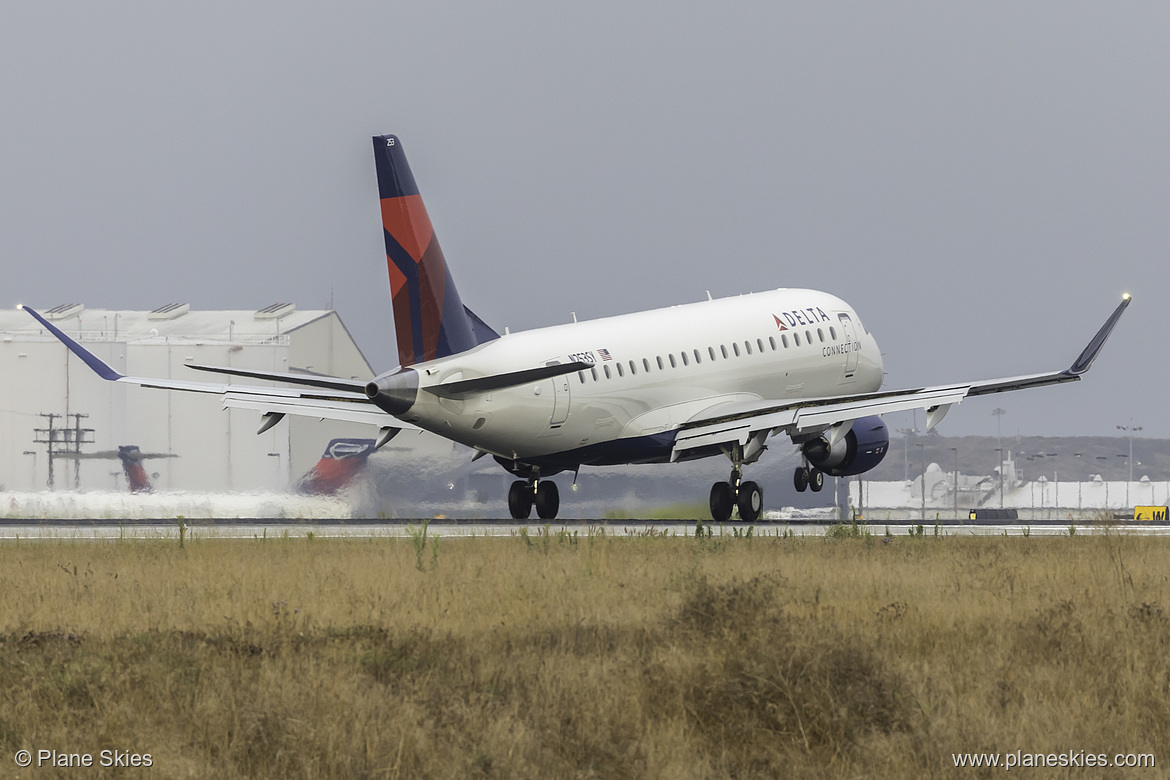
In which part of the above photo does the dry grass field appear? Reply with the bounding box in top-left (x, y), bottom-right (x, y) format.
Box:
top-left (1, 526), bottom-right (1168, 778)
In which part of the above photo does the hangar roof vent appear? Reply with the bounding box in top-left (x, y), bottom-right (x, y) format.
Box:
top-left (45, 303), bottom-right (84, 321)
top-left (254, 302), bottom-right (295, 320)
top-left (148, 302), bottom-right (190, 321)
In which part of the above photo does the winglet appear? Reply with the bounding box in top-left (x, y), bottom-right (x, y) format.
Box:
top-left (1065, 294), bottom-right (1131, 376)
top-left (21, 306), bottom-right (125, 381)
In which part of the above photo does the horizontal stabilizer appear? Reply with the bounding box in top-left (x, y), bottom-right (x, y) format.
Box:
top-left (185, 363), bottom-right (368, 393)
top-left (425, 361), bottom-right (594, 398)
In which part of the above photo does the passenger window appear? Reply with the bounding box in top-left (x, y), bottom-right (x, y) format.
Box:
top-left (578, 371), bottom-right (584, 384)
top-left (757, 338), bottom-right (765, 352)
top-left (591, 367), bottom-right (599, 381)
top-left (616, 363), bottom-right (624, 378)
top-left (732, 343), bottom-right (741, 357)
top-left (830, 326), bottom-right (837, 340)
top-left (817, 328), bottom-right (824, 343)
top-left (708, 346), bottom-right (716, 360)
top-left (603, 365), bottom-right (611, 379)
top-left (781, 334), bottom-right (789, 348)
top-left (805, 330), bottom-right (812, 344)
top-left (669, 354), bottom-right (677, 368)
top-left (693, 349), bottom-right (701, 364)
top-left (721, 345), bottom-right (728, 359)
top-left (628, 360), bottom-right (636, 375)
top-left (643, 358), bottom-right (651, 372)
top-left (769, 336), bottom-right (776, 350)
top-left (745, 341), bottom-right (753, 356)
top-left (794, 333), bottom-right (801, 346)
top-left (656, 356), bottom-right (664, 370)
top-left (681, 351), bottom-right (689, 366)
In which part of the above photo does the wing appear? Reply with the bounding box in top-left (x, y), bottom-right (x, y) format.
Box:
top-left (671, 295), bottom-right (1131, 461)
top-left (19, 305), bottom-right (415, 434)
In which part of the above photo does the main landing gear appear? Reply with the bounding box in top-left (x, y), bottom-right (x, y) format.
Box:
top-left (792, 464), bottom-right (824, 493)
top-left (709, 467), bottom-right (763, 523)
top-left (508, 478), bottom-right (560, 520)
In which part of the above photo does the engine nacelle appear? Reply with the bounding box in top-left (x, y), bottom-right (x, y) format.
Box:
top-left (364, 368), bottom-right (419, 416)
top-left (801, 415), bottom-right (889, 477)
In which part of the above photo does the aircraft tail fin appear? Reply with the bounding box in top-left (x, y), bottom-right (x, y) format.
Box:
top-left (116, 446), bottom-right (152, 493)
top-left (373, 135), bottom-right (499, 366)
top-left (296, 438), bottom-right (377, 495)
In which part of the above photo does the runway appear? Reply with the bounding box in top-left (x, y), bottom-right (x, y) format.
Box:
top-left (1, 518), bottom-right (1168, 541)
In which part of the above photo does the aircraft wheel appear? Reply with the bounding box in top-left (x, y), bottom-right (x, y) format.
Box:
top-left (709, 482), bottom-right (733, 523)
top-left (535, 481), bottom-right (560, 520)
top-left (737, 481), bottom-right (763, 522)
top-left (793, 467), bottom-right (809, 493)
top-left (508, 480), bottom-right (533, 520)
top-left (809, 468), bottom-right (825, 493)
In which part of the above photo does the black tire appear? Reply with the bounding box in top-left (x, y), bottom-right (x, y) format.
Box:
top-left (793, 467), bottom-right (809, 493)
top-left (508, 480), bottom-right (532, 520)
top-left (809, 468), bottom-right (825, 492)
top-left (737, 480), bottom-right (763, 522)
top-left (709, 482), bottom-right (733, 523)
top-left (535, 481), bottom-right (560, 520)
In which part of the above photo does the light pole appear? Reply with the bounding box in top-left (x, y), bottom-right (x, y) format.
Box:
top-left (1050, 452), bottom-right (1059, 519)
top-left (995, 448), bottom-right (1005, 509)
top-left (949, 446), bottom-right (959, 522)
top-left (992, 408), bottom-right (1006, 453)
top-left (22, 451), bottom-right (37, 490)
top-left (268, 452), bottom-right (281, 491)
top-left (897, 427), bottom-right (918, 482)
top-left (917, 442), bottom-right (926, 521)
top-left (1117, 422), bottom-right (1142, 509)
top-left (1074, 453), bottom-right (1083, 514)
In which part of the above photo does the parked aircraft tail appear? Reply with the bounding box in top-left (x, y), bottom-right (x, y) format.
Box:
top-left (373, 135), bottom-right (499, 366)
top-left (296, 437), bottom-right (378, 495)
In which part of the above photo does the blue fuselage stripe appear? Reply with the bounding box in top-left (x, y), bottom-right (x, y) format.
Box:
top-left (524, 430), bottom-right (680, 472)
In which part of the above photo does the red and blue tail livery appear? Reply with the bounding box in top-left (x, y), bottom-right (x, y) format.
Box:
top-left (374, 135), bottom-right (497, 366)
top-left (296, 438), bottom-right (378, 495)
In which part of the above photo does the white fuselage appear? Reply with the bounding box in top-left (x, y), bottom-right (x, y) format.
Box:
top-left (395, 289), bottom-right (883, 466)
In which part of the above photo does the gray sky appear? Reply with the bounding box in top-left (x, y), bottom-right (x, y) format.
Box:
top-left (3, 2), bottom-right (1166, 439)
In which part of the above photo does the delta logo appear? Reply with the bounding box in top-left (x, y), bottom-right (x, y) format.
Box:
top-left (773, 307), bottom-right (831, 331)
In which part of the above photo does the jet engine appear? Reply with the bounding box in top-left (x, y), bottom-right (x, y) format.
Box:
top-left (801, 415), bottom-right (889, 477)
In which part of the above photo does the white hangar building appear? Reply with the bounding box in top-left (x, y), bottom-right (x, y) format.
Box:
top-left (0, 302), bottom-right (375, 493)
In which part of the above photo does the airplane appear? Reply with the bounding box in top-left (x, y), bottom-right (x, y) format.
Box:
top-left (296, 437), bottom-right (379, 496)
top-left (20, 134), bottom-right (1131, 522)
top-left (57, 445), bottom-right (178, 493)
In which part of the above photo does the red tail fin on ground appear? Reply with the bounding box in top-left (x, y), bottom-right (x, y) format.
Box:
top-left (297, 438), bottom-right (377, 495)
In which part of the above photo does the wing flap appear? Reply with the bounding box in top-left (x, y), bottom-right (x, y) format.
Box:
top-left (224, 394), bottom-right (415, 428)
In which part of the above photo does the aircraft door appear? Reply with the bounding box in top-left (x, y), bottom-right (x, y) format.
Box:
top-left (837, 312), bottom-right (859, 381)
top-left (547, 361), bottom-right (570, 428)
